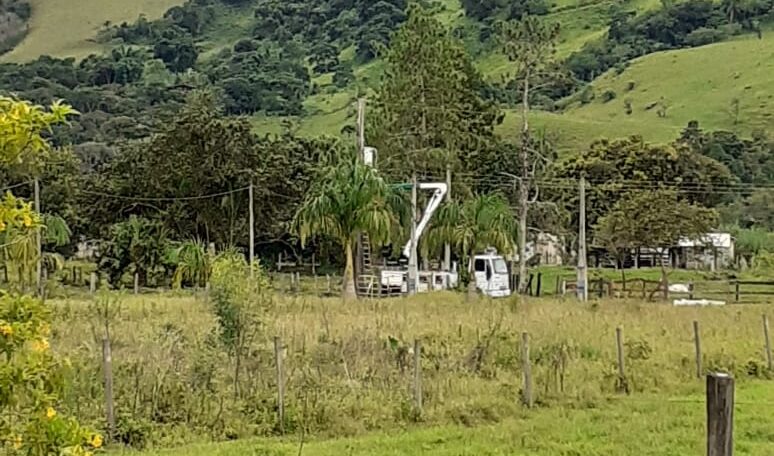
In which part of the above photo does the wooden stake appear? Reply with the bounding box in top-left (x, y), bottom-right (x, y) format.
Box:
top-left (102, 337), bottom-right (115, 439)
top-left (90, 272), bottom-right (97, 294)
top-left (274, 336), bottom-right (285, 434)
top-left (133, 272), bottom-right (139, 295)
top-left (521, 331), bottom-right (533, 408)
top-left (616, 326), bottom-right (626, 392)
top-left (694, 320), bottom-right (703, 378)
top-left (413, 339), bottom-right (423, 414)
top-left (764, 314), bottom-right (772, 371)
top-left (706, 372), bottom-right (734, 456)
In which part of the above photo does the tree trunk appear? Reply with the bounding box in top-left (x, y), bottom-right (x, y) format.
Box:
top-left (342, 240), bottom-right (357, 300)
top-left (517, 71), bottom-right (531, 295)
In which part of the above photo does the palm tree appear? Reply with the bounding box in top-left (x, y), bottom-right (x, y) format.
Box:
top-left (426, 194), bottom-right (516, 297)
top-left (294, 153), bottom-right (402, 300)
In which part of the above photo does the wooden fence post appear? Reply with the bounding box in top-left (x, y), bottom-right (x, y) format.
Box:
top-left (274, 336), bottom-right (285, 434)
top-left (90, 272), bottom-right (97, 294)
top-left (326, 274), bottom-right (332, 294)
top-left (413, 339), bottom-right (423, 414)
top-left (764, 314), bottom-right (772, 371)
top-left (521, 331), bottom-right (533, 408)
top-left (101, 337), bottom-right (115, 440)
top-left (694, 320), bottom-right (703, 378)
top-left (536, 273), bottom-right (542, 297)
top-left (133, 273), bottom-right (139, 295)
top-left (616, 326), bottom-right (627, 393)
top-left (734, 281), bottom-right (740, 303)
top-left (706, 373), bottom-right (734, 456)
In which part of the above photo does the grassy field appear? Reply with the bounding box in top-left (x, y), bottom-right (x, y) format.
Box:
top-left (1, 0), bottom-right (184, 62)
top-left (117, 381), bottom-right (774, 455)
top-left (564, 31), bottom-right (774, 144)
top-left (48, 282), bottom-right (774, 451)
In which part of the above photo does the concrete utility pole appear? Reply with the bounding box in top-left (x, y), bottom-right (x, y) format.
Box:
top-left (34, 178), bottom-right (42, 292)
top-left (444, 164), bottom-right (452, 271)
top-left (357, 98), bottom-right (366, 156)
top-left (577, 176), bottom-right (588, 301)
top-left (248, 182), bottom-right (255, 277)
top-left (408, 175), bottom-right (419, 295)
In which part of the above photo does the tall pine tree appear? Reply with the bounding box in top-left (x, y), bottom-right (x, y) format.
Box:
top-left (369, 4), bottom-right (500, 182)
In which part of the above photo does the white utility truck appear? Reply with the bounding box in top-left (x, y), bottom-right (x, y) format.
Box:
top-left (362, 147), bottom-right (511, 298)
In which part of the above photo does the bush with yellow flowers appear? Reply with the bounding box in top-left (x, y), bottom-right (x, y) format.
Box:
top-left (0, 293), bottom-right (102, 455)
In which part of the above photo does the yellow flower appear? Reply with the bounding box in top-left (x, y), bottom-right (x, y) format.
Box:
top-left (31, 338), bottom-right (50, 352)
top-left (12, 434), bottom-right (22, 450)
top-left (45, 407), bottom-right (56, 419)
top-left (85, 452), bottom-right (93, 456)
top-left (90, 434), bottom-right (103, 448)
top-left (0, 323), bottom-right (12, 337)
top-left (22, 214), bottom-right (32, 227)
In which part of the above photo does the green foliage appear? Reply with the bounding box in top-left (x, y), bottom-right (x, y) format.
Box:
top-left (595, 190), bottom-right (717, 255)
top-left (426, 193), bottom-right (515, 260)
top-left (171, 240), bottom-right (211, 289)
top-left (98, 215), bottom-right (170, 287)
top-left (294, 151), bottom-right (403, 298)
top-left (0, 293), bottom-right (100, 456)
top-left (552, 135), bottom-right (734, 230)
top-left (370, 4), bottom-right (500, 181)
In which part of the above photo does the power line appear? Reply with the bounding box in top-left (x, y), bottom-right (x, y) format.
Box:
top-left (79, 186), bottom-right (251, 202)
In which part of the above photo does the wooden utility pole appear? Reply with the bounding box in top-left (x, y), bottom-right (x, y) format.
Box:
top-left (248, 182), bottom-right (255, 277)
top-left (706, 373), bottom-right (734, 456)
top-left (34, 178), bottom-right (42, 293)
top-left (577, 176), bottom-right (588, 301)
top-left (444, 164), bottom-right (452, 272)
top-left (408, 175), bottom-right (418, 295)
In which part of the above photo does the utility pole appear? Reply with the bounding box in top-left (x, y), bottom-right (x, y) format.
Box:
top-left (444, 164), bottom-right (452, 271)
top-left (34, 178), bottom-right (42, 292)
top-left (577, 176), bottom-right (588, 301)
top-left (408, 175), bottom-right (418, 295)
top-left (248, 182), bottom-right (255, 278)
top-left (357, 98), bottom-right (366, 157)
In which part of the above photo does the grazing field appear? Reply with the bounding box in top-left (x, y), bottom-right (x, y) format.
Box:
top-left (1, 0), bottom-right (184, 62)
top-left (49, 287), bottom-right (774, 452)
top-left (119, 381), bottom-right (774, 455)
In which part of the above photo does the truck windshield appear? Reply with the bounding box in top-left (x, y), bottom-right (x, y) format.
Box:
top-left (493, 258), bottom-right (508, 274)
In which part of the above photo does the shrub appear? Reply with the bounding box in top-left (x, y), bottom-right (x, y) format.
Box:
top-left (685, 27), bottom-right (725, 47)
top-left (601, 89), bottom-right (617, 102)
top-left (0, 294), bottom-right (99, 455)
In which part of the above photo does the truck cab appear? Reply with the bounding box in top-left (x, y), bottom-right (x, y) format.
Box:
top-left (471, 251), bottom-right (511, 298)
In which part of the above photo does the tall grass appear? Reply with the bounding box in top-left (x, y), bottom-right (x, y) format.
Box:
top-left (50, 291), bottom-right (772, 448)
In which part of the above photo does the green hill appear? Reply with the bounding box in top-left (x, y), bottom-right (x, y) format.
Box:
top-left (1, 0), bottom-right (184, 61)
top-left (2, 0), bottom-right (772, 152)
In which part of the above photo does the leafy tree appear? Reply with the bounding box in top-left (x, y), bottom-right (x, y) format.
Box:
top-left (552, 135), bottom-right (734, 231)
top-left (209, 250), bottom-right (272, 397)
top-left (595, 190), bottom-right (717, 299)
top-left (98, 215), bottom-right (170, 286)
top-left (499, 15), bottom-right (559, 293)
top-left (294, 152), bottom-right (401, 300)
top-left (426, 194), bottom-right (515, 297)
